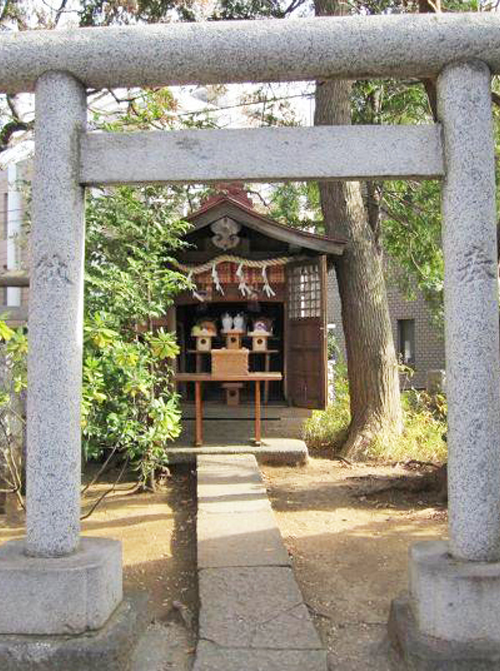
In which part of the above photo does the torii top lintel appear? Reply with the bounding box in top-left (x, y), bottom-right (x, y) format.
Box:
top-left (0, 14), bottom-right (500, 94)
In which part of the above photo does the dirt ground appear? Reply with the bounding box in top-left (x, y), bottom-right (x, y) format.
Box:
top-left (0, 457), bottom-right (446, 671)
top-left (0, 464), bottom-right (199, 671)
top-left (262, 457), bottom-right (447, 671)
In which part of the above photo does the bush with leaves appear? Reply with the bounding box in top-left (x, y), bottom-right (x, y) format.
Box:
top-left (0, 320), bottom-right (27, 507)
top-left (0, 185), bottom-right (191, 493)
top-left (82, 186), bottom-right (190, 484)
top-left (304, 363), bottom-right (447, 464)
top-left (303, 363), bottom-right (351, 451)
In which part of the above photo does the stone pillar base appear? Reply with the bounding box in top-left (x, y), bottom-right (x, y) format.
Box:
top-left (0, 537), bottom-right (122, 635)
top-left (388, 596), bottom-right (500, 671)
top-left (389, 540), bottom-right (500, 670)
top-left (0, 592), bottom-right (149, 671)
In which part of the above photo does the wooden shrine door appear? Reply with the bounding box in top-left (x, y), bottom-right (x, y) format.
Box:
top-left (286, 256), bottom-right (328, 409)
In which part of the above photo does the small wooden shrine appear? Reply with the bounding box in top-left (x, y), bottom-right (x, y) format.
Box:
top-left (167, 184), bottom-right (346, 410)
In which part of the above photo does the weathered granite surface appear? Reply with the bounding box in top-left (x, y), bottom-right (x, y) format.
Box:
top-left (197, 508), bottom-right (290, 569)
top-left (195, 455), bottom-right (326, 670)
top-left (0, 593), bottom-right (148, 671)
top-left (164, 441), bottom-right (308, 466)
top-left (27, 70), bottom-right (87, 558)
top-left (197, 454), bottom-right (271, 514)
top-left (409, 541), bottom-right (500, 643)
top-left (389, 595), bottom-right (500, 671)
top-left (198, 566), bottom-right (322, 650)
top-left (194, 640), bottom-right (327, 671)
top-left (1, 15), bottom-right (500, 92)
top-left (80, 125), bottom-right (444, 185)
top-left (0, 537), bottom-right (122, 635)
top-left (437, 60), bottom-right (500, 562)
top-left (390, 59), bottom-right (500, 670)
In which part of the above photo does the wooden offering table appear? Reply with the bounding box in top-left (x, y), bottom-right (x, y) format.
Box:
top-left (174, 372), bottom-right (283, 447)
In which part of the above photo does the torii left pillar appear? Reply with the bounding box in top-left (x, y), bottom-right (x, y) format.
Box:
top-left (0, 71), bottom-right (123, 638)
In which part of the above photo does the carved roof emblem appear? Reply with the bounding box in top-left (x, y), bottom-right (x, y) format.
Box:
top-left (210, 217), bottom-right (241, 250)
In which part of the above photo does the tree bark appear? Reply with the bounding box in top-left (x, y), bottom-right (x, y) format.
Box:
top-left (314, 0), bottom-right (402, 458)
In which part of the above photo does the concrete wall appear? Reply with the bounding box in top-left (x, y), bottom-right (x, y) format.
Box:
top-left (327, 269), bottom-right (445, 390)
top-left (0, 162), bottom-right (30, 319)
top-left (0, 171), bottom-right (9, 298)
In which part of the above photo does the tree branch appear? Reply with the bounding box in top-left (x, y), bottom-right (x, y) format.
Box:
top-left (54, 0), bottom-right (69, 26)
top-left (282, 0), bottom-right (308, 16)
top-left (418, 0), bottom-right (441, 11)
top-left (81, 444), bottom-right (118, 495)
top-left (0, 120), bottom-right (31, 151)
top-left (80, 457), bottom-right (129, 520)
top-left (6, 95), bottom-right (21, 120)
top-left (418, 0), bottom-right (440, 121)
top-left (246, 188), bottom-right (271, 210)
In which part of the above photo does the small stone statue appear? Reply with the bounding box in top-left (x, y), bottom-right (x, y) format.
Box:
top-left (233, 313), bottom-right (246, 330)
top-left (221, 313), bottom-right (233, 331)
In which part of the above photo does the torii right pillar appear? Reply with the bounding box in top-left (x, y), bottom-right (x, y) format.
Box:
top-left (390, 60), bottom-right (500, 670)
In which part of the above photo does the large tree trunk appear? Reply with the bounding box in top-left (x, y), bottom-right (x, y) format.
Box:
top-left (314, 0), bottom-right (402, 458)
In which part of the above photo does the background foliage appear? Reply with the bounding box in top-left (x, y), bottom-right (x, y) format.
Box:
top-left (82, 186), bottom-right (190, 482)
top-left (304, 367), bottom-right (448, 463)
top-left (0, 186), bottom-right (191, 488)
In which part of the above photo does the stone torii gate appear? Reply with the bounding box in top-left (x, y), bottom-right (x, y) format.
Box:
top-left (0, 13), bottom-right (499, 670)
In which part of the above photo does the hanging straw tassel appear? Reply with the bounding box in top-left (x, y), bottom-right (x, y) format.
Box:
top-left (212, 263), bottom-right (224, 295)
top-left (187, 270), bottom-right (205, 303)
top-left (236, 262), bottom-right (252, 297)
top-left (262, 266), bottom-right (276, 297)
top-left (187, 271), bottom-right (204, 301)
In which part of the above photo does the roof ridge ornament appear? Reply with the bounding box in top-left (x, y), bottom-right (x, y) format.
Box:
top-left (210, 217), bottom-right (241, 250)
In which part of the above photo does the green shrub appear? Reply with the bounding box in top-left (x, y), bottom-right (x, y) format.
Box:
top-left (304, 366), bottom-right (447, 464)
top-left (82, 186), bottom-right (191, 482)
top-left (368, 389), bottom-right (447, 463)
top-left (303, 364), bottom-right (350, 450)
top-left (0, 186), bottom-right (192, 488)
top-left (327, 328), bottom-right (341, 361)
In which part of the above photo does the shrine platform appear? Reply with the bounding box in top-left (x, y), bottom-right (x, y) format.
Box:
top-left (163, 438), bottom-right (308, 466)
top-left (168, 402), bottom-right (310, 465)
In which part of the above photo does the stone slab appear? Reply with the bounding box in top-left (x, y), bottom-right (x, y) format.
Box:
top-left (197, 454), bottom-right (272, 514)
top-left (193, 640), bottom-right (327, 671)
top-left (197, 508), bottom-right (291, 568)
top-left (166, 439), bottom-right (308, 465)
top-left (197, 453), bottom-right (265, 484)
top-left (3, 15), bottom-right (500, 93)
top-left (165, 438), bottom-right (309, 466)
top-left (0, 537), bottom-right (122, 635)
top-left (195, 454), bottom-right (326, 668)
top-left (388, 595), bottom-right (500, 671)
top-left (409, 541), bottom-right (500, 643)
top-left (0, 592), bottom-right (148, 671)
top-left (198, 566), bottom-right (322, 649)
top-left (81, 125), bottom-right (443, 185)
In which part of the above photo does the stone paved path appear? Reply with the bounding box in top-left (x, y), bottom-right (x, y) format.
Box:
top-left (193, 454), bottom-right (327, 671)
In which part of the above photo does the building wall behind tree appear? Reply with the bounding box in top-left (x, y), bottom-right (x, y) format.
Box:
top-left (327, 269), bottom-right (445, 389)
